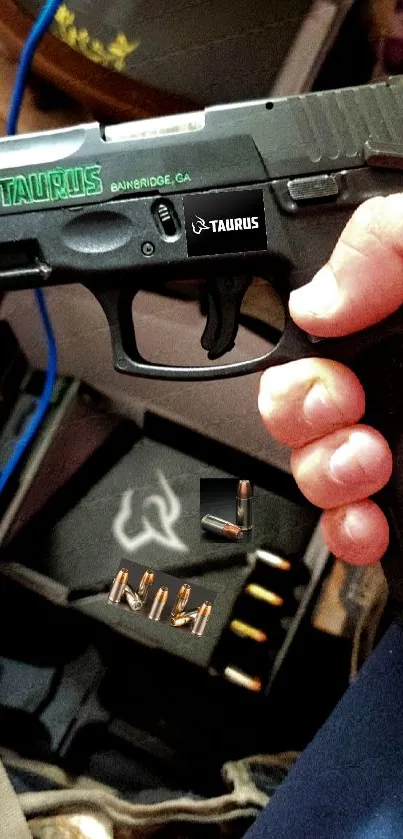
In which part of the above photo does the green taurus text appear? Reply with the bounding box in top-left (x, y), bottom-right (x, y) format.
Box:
top-left (0, 164), bottom-right (103, 208)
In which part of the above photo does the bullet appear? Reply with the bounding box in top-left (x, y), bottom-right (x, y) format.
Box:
top-left (124, 585), bottom-right (143, 612)
top-left (255, 549), bottom-right (291, 572)
top-left (236, 480), bottom-right (253, 531)
top-left (192, 601), bottom-right (212, 637)
top-left (201, 515), bottom-right (243, 542)
top-left (246, 584), bottom-right (283, 607)
top-left (172, 583), bottom-right (191, 617)
top-left (138, 569), bottom-right (155, 602)
top-left (170, 609), bottom-right (198, 628)
top-left (148, 586), bottom-right (169, 621)
top-left (108, 568), bottom-right (129, 604)
top-left (230, 620), bottom-right (268, 643)
top-left (224, 666), bottom-right (262, 692)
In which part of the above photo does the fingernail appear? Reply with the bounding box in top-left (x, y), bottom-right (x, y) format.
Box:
top-left (303, 381), bottom-right (343, 425)
top-left (329, 432), bottom-right (383, 484)
top-left (258, 388), bottom-right (277, 419)
top-left (258, 369), bottom-right (286, 417)
top-left (290, 266), bottom-right (340, 317)
top-left (344, 507), bottom-right (369, 543)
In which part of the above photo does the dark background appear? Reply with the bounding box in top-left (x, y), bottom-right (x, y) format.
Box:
top-left (200, 478), bottom-right (254, 544)
top-left (110, 557), bottom-right (216, 637)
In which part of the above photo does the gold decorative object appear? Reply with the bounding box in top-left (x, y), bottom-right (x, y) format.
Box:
top-left (54, 4), bottom-right (140, 72)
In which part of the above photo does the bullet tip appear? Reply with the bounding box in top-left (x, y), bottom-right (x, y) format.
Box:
top-left (237, 480), bottom-right (252, 499)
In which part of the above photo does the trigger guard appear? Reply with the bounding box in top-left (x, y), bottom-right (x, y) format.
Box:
top-left (94, 288), bottom-right (321, 379)
top-left (87, 284), bottom-right (140, 366)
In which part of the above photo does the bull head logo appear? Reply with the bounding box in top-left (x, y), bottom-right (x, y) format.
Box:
top-left (112, 470), bottom-right (188, 554)
top-left (191, 215), bottom-right (210, 235)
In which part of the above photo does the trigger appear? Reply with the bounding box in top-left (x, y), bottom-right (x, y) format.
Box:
top-left (201, 275), bottom-right (252, 360)
top-left (201, 287), bottom-right (220, 353)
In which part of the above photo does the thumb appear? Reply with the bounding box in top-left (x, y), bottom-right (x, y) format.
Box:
top-left (289, 194), bottom-right (403, 337)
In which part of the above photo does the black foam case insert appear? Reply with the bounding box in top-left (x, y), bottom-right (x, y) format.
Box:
top-left (2, 412), bottom-right (318, 669)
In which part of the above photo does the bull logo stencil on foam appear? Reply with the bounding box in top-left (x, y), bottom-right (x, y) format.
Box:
top-left (113, 469), bottom-right (188, 555)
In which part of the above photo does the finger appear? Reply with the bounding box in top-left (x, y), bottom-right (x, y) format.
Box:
top-left (290, 425), bottom-right (392, 509)
top-left (289, 194), bottom-right (403, 336)
top-left (258, 358), bottom-right (365, 448)
top-left (321, 501), bottom-right (389, 565)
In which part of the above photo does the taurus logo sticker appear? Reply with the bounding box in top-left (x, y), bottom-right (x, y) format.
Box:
top-left (112, 469), bottom-right (188, 555)
top-left (191, 215), bottom-right (210, 235)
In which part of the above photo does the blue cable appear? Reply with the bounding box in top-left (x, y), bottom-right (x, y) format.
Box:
top-left (6, 0), bottom-right (63, 135)
top-left (0, 0), bottom-right (62, 493)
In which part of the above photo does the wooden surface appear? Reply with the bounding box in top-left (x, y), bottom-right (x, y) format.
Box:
top-left (15, 0), bottom-right (315, 103)
top-left (0, 43), bottom-right (86, 135)
top-left (0, 0), bottom-right (196, 121)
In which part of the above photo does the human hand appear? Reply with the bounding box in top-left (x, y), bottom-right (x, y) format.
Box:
top-left (257, 195), bottom-right (403, 565)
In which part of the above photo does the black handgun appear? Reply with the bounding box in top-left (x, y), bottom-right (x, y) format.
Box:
top-left (2, 77), bottom-right (403, 608)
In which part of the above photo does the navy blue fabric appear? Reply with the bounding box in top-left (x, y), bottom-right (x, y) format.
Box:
top-left (245, 623), bottom-right (403, 839)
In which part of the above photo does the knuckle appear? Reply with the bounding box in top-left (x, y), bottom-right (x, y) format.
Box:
top-left (331, 195), bottom-right (403, 280)
top-left (350, 196), bottom-right (388, 238)
top-left (348, 194), bottom-right (403, 251)
top-left (344, 198), bottom-right (388, 252)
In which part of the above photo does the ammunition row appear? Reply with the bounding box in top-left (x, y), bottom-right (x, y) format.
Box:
top-left (108, 573), bottom-right (212, 636)
top-left (108, 568), bottom-right (155, 613)
top-left (216, 548), bottom-right (297, 692)
top-left (169, 583), bottom-right (212, 636)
